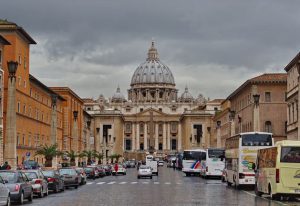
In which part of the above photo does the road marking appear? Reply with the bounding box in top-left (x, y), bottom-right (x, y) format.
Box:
top-left (107, 181), bottom-right (116, 185)
top-left (119, 182), bottom-right (127, 184)
top-left (86, 182), bottom-right (93, 185)
top-left (131, 182), bottom-right (138, 184)
top-left (165, 182), bottom-right (171, 185)
top-left (154, 182), bottom-right (160, 184)
top-left (142, 182), bottom-right (149, 184)
top-left (97, 182), bottom-right (106, 185)
top-left (176, 182), bottom-right (182, 185)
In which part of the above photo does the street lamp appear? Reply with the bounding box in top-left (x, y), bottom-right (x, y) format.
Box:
top-left (216, 121), bottom-right (221, 128)
top-left (7, 61), bottom-right (18, 79)
top-left (253, 94), bottom-right (260, 107)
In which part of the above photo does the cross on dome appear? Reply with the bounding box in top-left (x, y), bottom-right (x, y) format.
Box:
top-left (147, 40), bottom-right (159, 61)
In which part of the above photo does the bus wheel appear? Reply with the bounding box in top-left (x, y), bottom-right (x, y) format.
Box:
top-left (255, 184), bottom-right (263, 197)
top-left (186, 173), bottom-right (190, 177)
top-left (269, 185), bottom-right (278, 200)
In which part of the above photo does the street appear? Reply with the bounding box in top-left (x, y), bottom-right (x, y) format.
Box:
top-left (12, 166), bottom-right (300, 206)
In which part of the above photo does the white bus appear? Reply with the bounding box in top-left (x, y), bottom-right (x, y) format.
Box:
top-left (225, 132), bottom-right (274, 188)
top-left (201, 148), bottom-right (225, 178)
top-left (182, 149), bottom-right (206, 176)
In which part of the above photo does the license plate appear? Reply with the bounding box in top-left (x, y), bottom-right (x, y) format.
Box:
top-left (295, 189), bottom-right (300, 193)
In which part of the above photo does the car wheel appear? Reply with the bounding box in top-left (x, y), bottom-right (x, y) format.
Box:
top-left (6, 195), bottom-right (10, 206)
top-left (19, 192), bottom-right (24, 204)
top-left (150, 176), bottom-right (152, 179)
top-left (75, 185), bottom-right (78, 189)
top-left (45, 187), bottom-right (49, 196)
top-left (137, 176), bottom-right (140, 179)
top-left (28, 191), bottom-right (33, 202)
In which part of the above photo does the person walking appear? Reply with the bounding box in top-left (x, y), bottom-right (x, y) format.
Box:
top-left (172, 160), bottom-right (176, 170)
top-left (114, 162), bottom-right (119, 176)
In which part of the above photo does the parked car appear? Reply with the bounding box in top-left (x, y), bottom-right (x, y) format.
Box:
top-left (158, 160), bottom-right (164, 166)
top-left (112, 164), bottom-right (126, 176)
top-left (129, 160), bottom-right (136, 168)
top-left (58, 168), bottom-right (79, 189)
top-left (42, 169), bottom-right (65, 193)
top-left (103, 165), bottom-right (112, 176)
top-left (137, 165), bottom-right (152, 179)
top-left (23, 160), bottom-right (39, 170)
top-left (96, 166), bottom-right (106, 178)
top-left (83, 167), bottom-right (97, 180)
top-left (0, 170), bottom-right (33, 204)
top-left (23, 170), bottom-right (48, 198)
top-left (75, 168), bottom-right (87, 185)
top-left (0, 176), bottom-right (10, 206)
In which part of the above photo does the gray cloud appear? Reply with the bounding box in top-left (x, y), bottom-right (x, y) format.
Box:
top-left (0, 0), bottom-right (298, 99)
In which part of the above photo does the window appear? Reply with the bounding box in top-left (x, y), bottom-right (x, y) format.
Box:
top-left (265, 121), bottom-right (272, 133)
top-left (24, 57), bottom-right (27, 69)
top-left (28, 133), bottom-right (31, 147)
top-left (23, 104), bottom-right (26, 114)
top-left (140, 108), bottom-right (143, 112)
top-left (140, 143), bottom-right (144, 151)
top-left (18, 55), bottom-right (22, 65)
top-left (17, 133), bottom-right (20, 145)
top-left (125, 139), bottom-right (131, 151)
top-left (17, 102), bottom-right (20, 113)
top-left (281, 147), bottom-right (300, 163)
top-left (22, 134), bottom-right (25, 146)
top-left (159, 143), bottom-right (163, 150)
top-left (23, 80), bottom-right (26, 88)
top-left (18, 76), bottom-right (21, 86)
top-left (171, 139), bottom-right (177, 150)
top-left (265, 92), bottom-right (271, 102)
top-left (159, 108), bottom-right (162, 112)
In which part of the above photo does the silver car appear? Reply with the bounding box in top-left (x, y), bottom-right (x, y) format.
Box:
top-left (137, 165), bottom-right (152, 179)
top-left (23, 170), bottom-right (48, 198)
top-left (0, 176), bottom-right (10, 206)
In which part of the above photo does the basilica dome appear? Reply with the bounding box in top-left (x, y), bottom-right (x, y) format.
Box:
top-left (130, 41), bottom-right (175, 86)
top-left (180, 86), bottom-right (194, 102)
top-left (111, 86), bottom-right (126, 103)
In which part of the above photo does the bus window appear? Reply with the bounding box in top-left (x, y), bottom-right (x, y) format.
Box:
top-left (242, 134), bottom-right (272, 146)
top-left (280, 147), bottom-right (300, 163)
top-left (183, 151), bottom-right (202, 160)
top-left (208, 149), bottom-right (225, 159)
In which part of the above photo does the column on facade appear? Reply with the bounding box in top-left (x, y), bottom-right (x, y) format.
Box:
top-left (166, 122), bottom-right (170, 150)
top-left (178, 123), bottom-right (182, 151)
top-left (155, 123), bottom-right (159, 150)
top-left (191, 123), bottom-right (194, 145)
top-left (144, 123), bottom-right (148, 150)
top-left (50, 94), bottom-right (58, 145)
top-left (216, 121), bottom-right (221, 148)
top-left (163, 123), bottom-right (166, 150)
top-left (253, 97), bottom-right (260, 132)
top-left (111, 123), bottom-right (115, 144)
top-left (132, 123), bottom-right (136, 151)
top-left (72, 111), bottom-right (79, 165)
top-left (136, 123), bottom-right (140, 150)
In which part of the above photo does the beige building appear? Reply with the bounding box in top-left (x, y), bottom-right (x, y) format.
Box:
top-left (84, 42), bottom-right (220, 161)
top-left (284, 52), bottom-right (300, 140)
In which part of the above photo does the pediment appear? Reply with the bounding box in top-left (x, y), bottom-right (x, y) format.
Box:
top-left (137, 108), bottom-right (166, 117)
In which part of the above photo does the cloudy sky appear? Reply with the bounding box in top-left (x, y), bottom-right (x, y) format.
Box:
top-left (0, 0), bottom-right (298, 100)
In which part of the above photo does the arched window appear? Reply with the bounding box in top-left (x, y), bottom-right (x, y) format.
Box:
top-left (265, 121), bottom-right (272, 133)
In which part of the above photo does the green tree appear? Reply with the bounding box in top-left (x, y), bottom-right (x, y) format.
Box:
top-left (94, 152), bottom-right (104, 165)
top-left (109, 153), bottom-right (122, 163)
top-left (35, 144), bottom-right (62, 167)
top-left (80, 150), bottom-right (96, 165)
top-left (65, 150), bottom-right (78, 166)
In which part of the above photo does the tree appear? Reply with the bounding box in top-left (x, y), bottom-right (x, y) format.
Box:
top-left (109, 153), bottom-right (122, 163)
top-left (35, 144), bottom-right (62, 167)
top-left (65, 150), bottom-right (78, 166)
top-left (94, 152), bottom-right (104, 165)
top-left (80, 150), bottom-right (96, 165)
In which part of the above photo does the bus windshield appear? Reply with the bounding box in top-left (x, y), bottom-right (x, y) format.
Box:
top-left (208, 149), bottom-right (225, 158)
top-left (183, 151), bottom-right (204, 160)
top-left (241, 134), bottom-right (272, 146)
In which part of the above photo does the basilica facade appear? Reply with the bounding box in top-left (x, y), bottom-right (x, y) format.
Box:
top-left (84, 42), bottom-right (221, 161)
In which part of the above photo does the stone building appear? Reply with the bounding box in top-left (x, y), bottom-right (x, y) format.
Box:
top-left (0, 20), bottom-right (65, 168)
top-left (84, 41), bottom-right (220, 161)
top-left (284, 52), bottom-right (300, 140)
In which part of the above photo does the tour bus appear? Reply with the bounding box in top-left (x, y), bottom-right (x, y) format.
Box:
top-left (254, 140), bottom-right (300, 199)
top-left (201, 148), bottom-right (225, 178)
top-left (182, 149), bottom-right (206, 176)
top-left (225, 132), bottom-right (274, 188)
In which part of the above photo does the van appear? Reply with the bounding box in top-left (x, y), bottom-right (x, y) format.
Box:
top-left (254, 140), bottom-right (300, 199)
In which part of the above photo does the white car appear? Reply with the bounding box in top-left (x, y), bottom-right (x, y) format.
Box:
top-left (112, 164), bottom-right (127, 175)
top-left (158, 161), bottom-right (164, 166)
top-left (138, 166), bottom-right (152, 179)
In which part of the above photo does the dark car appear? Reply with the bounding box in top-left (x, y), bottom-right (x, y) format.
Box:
top-left (58, 168), bottom-right (79, 189)
top-left (103, 165), bottom-right (112, 176)
top-left (83, 167), bottom-right (96, 180)
top-left (0, 170), bottom-right (33, 204)
top-left (42, 170), bottom-right (65, 193)
top-left (96, 166), bottom-right (106, 178)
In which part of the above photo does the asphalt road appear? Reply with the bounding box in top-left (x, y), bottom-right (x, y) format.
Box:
top-left (13, 166), bottom-right (300, 206)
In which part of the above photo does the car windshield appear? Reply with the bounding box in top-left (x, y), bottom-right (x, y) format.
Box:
top-left (0, 172), bottom-right (17, 183)
top-left (84, 168), bottom-right (93, 172)
top-left (24, 172), bottom-right (38, 180)
top-left (42, 171), bottom-right (55, 177)
top-left (281, 147), bottom-right (300, 163)
top-left (59, 169), bottom-right (76, 175)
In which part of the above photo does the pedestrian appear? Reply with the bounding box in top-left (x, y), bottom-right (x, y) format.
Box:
top-left (172, 160), bottom-right (176, 170)
top-left (1, 161), bottom-right (11, 170)
top-left (114, 162), bottom-right (119, 175)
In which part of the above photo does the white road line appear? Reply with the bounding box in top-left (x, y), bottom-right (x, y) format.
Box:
top-left (176, 182), bottom-right (182, 185)
top-left (97, 182), bottom-right (106, 185)
top-left (142, 182), bottom-right (149, 184)
top-left (86, 182), bottom-right (93, 185)
top-left (154, 182), bottom-right (160, 184)
top-left (131, 182), bottom-right (138, 184)
top-left (107, 181), bottom-right (116, 185)
top-left (165, 182), bottom-right (171, 185)
top-left (119, 182), bottom-right (127, 184)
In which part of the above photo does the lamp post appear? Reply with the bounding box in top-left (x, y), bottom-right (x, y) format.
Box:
top-left (4, 61), bottom-right (18, 169)
top-left (253, 94), bottom-right (261, 132)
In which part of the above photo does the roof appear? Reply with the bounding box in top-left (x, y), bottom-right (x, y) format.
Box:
top-left (0, 19), bottom-right (36, 44)
top-left (0, 35), bottom-right (10, 45)
top-left (207, 99), bottom-right (225, 104)
top-left (82, 98), bottom-right (96, 103)
top-left (29, 74), bottom-right (65, 101)
top-left (227, 73), bottom-right (287, 100)
top-left (50, 87), bottom-right (84, 103)
top-left (284, 52), bottom-right (300, 72)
